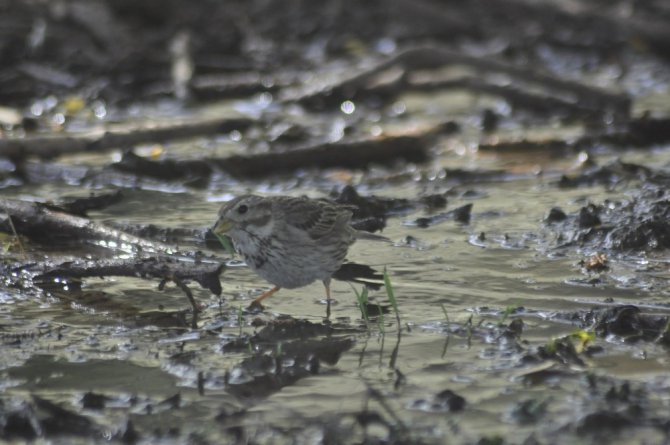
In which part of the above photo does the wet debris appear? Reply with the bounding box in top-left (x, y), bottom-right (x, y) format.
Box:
top-left (255, 317), bottom-right (335, 342)
top-left (410, 203), bottom-right (473, 228)
top-left (30, 256), bottom-right (224, 317)
top-left (45, 190), bottom-right (124, 217)
top-left (545, 207), bottom-right (567, 224)
top-left (31, 395), bottom-right (100, 438)
top-left (0, 117), bottom-right (254, 161)
top-left (119, 420), bottom-right (140, 444)
top-left (0, 400), bottom-right (39, 441)
top-left (218, 318), bottom-right (356, 398)
top-left (435, 168), bottom-right (513, 185)
top-left (0, 197), bottom-right (171, 251)
top-left (551, 304), bottom-right (670, 345)
top-left (225, 337), bottom-right (354, 399)
top-left (33, 257), bottom-right (224, 297)
top-left (523, 335), bottom-right (588, 369)
top-left (558, 160), bottom-right (664, 189)
top-left (575, 411), bottom-right (633, 436)
top-left (580, 252), bottom-right (609, 272)
top-left (298, 45), bottom-right (630, 119)
top-left (409, 389), bottom-right (466, 413)
top-left (419, 193), bottom-right (447, 211)
top-left (333, 185), bottom-right (414, 233)
top-left (576, 203), bottom-right (601, 229)
top-left (113, 151), bottom-right (213, 185)
top-left (81, 392), bottom-right (109, 411)
top-left (509, 398), bottom-right (548, 425)
top-left (112, 133), bottom-right (431, 183)
top-left (111, 222), bottom-right (204, 246)
top-left (571, 377), bottom-right (656, 439)
top-left (590, 305), bottom-right (669, 344)
top-left (482, 118), bottom-right (670, 159)
top-left (546, 187), bottom-right (670, 252)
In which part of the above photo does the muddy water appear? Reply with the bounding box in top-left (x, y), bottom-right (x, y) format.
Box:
top-left (3, 101), bottom-right (670, 444)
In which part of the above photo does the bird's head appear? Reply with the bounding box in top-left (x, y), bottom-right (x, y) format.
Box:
top-left (212, 194), bottom-right (272, 236)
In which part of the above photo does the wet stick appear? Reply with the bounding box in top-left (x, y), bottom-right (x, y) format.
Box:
top-left (466, 314), bottom-right (473, 350)
top-left (237, 305), bottom-right (244, 337)
top-left (440, 303), bottom-right (451, 358)
top-left (440, 303), bottom-right (450, 327)
top-left (6, 214), bottom-right (26, 258)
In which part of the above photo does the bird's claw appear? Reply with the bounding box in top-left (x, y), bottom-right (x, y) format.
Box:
top-left (246, 300), bottom-right (266, 312)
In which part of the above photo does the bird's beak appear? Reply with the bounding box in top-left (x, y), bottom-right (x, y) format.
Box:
top-left (213, 218), bottom-right (234, 234)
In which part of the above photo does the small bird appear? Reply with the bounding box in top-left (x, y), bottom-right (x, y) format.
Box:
top-left (212, 194), bottom-right (360, 308)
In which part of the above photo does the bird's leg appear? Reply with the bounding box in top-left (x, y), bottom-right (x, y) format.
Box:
top-left (249, 285), bottom-right (280, 310)
top-left (324, 279), bottom-right (332, 301)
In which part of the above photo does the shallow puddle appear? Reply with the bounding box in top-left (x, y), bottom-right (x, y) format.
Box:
top-left (3, 135), bottom-right (670, 443)
top-left (2, 6), bottom-right (670, 439)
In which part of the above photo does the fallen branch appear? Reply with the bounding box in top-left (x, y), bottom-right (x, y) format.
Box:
top-left (113, 130), bottom-right (440, 180)
top-left (409, 77), bottom-right (606, 118)
top-left (0, 198), bottom-right (170, 253)
top-left (190, 73), bottom-right (281, 101)
top-left (297, 46), bottom-right (631, 119)
top-left (33, 257), bottom-right (224, 297)
top-left (0, 117), bottom-right (254, 160)
top-left (478, 117), bottom-right (670, 153)
top-left (2, 198), bottom-right (226, 316)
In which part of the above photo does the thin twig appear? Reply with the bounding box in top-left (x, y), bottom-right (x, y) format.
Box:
top-left (6, 214), bottom-right (26, 258)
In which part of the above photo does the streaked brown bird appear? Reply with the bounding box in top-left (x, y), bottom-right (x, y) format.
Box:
top-left (213, 194), bottom-right (365, 308)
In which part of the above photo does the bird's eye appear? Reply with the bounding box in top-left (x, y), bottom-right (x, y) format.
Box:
top-left (237, 204), bottom-right (248, 214)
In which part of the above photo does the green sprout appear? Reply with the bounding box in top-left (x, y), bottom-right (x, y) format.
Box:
top-left (383, 268), bottom-right (400, 327)
top-left (377, 304), bottom-right (386, 335)
top-left (353, 285), bottom-right (370, 327)
top-left (498, 304), bottom-right (517, 326)
top-left (215, 233), bottom-right (236, 255)
top-left (440, 303), bottom-right (450, 327)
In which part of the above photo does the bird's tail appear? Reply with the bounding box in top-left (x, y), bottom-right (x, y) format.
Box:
top-left (332, 262), bottom-right (384, 290)
top-left (355, 231), bottom-right (391, 243)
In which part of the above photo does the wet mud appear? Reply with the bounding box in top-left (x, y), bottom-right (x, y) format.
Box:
top-left (2, 0), bottom-right (670, 444)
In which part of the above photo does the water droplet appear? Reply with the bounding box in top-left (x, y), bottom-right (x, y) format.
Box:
top-left (340, 100), bottom-right (355, 115)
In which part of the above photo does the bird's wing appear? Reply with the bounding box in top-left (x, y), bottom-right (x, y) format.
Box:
top-left (281, 197), bottom-right (352, 240)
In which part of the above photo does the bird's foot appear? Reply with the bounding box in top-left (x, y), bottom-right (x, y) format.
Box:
top-left (246, 300), bottom-right (266, 312)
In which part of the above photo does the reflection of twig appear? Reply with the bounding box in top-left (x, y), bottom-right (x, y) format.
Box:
top-left (378, 325), bottom-right (385, 368)
top-left (158, 275), bottom-right (200, 329)
top-left (466, 314), bottom-right (474, 350)
top-left (352, 284), bottom-right (370, 329)
top-left (389, 329), bottom-right (401, 369)
top-left (441, 333), bottom-right (450, 359)
top-left (365, 385), bottom-right (409, 434)
top-left (393, 368), bottom-right (406, 391)
top-left (6, 214), bottom-right (26, 258)
top-left (358, 336), bottom-right (369, 368)
top-left (441, 304), bottom-right (451, 358)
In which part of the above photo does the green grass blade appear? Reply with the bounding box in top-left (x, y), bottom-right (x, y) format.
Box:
top-left (383, 268), bottom-right (400, 326)
top-left (352, 285), bottom-right (370, 325)
top-left (377, 304), bottom-right (385, 335)
top-left (215, 233), bottom-right (236, 255)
